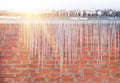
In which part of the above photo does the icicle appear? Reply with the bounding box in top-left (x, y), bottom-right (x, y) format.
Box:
top-left (36, 23), bottom-right (38, 57)
top-left (80, 23), bottom-right (83, 56)
top-left (59, 23), bottom-right (64, 77)
top-left (100, 24), bottom-right (103, 63)
top-left (27, 23), bottom-right (30, 55)
top-left (107, 24), bottom-right (110, 62)
top-left (91, 24), bottom-right (93, 56)
top-left (71, 23), bottom-right (74, 64)
top-left (98, 23), bottom-right (100, 62)
top-left (86, 23), bottom-right (89, 55)
top-left (34, 24), bottom-right (36, 56)
top-left (64, 24), bottom-right (68, 65)
top-left (23, 24), bottom-right (26, 53)
top-left (39, 23), bottom-right (42, 73)
top-left (41, 24), bottom-right (45, 72)
top-left (18, 23), bottom-right (21, 52)
top-left (23, 24), bottom-right (26, 50)
top-left (18, 23), bottom-right (21, 55)
top-left (26, 24), bottom-right (28, 53)
top-left (74, 22), bottom-right (78, 64)
top-left (67, 24), bottom-right (70, 64)
top-left (110, 23), bottom-right (113, 62)
top-left (92, 24), bottom-right (94, 56)
top-left (66, 24), bottom-right (69, 64)
top-left (35, 23), bottom-right (38, 57)
top-left (43, 23), bottom-right (46, 57)
top-left (32, 24), bottom-right (35, 56)
top-left (29, 24), bottom-right (32, 56)
top-left (93, 24), bottom-right (95, 56)
top-left (95, 23), bottom-right (99, 61)
top-left (70, 24), bottom-right (72, 64)
top-left (21, 24), bottom-right (23, 48)
top-left (49, 24), bottom-right (51, 57)
top-left (114, 23), bottom-right (117, 62)
top-left (55, 24), bottom-right (58, 65)
top-left (118, 25), bottom-right (120, 63)
top-left (70, 24), bottom-right (73, 64)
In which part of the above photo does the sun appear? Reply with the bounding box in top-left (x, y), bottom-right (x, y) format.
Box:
top-left (3, 0), bottom-right (47, 13)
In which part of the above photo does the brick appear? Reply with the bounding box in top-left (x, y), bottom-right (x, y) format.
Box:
top-left (62, 74), bottom-right (73, 82)
top-left (52, 69), bottom-right (60, 73)
top-left (109, 65), bottom-right (119, 69)
top-left (99, 73), bottom-right (110, 78)
top-left (96, 69), bottom-right (108, 73)
top-left (21, 59), bottom-right (30, 64)
top-left (7, 60), bottom-right (21, 64)
top-left (88, 60), bottom-right (98, 64)
top-left (28, 64), bottom-right (38, 69)
top-left (91, 77), bottom-right (103, 82)
top-left (48, 74), bottom-right (59, 81)
top-left (106, 78), bottom-right (118, 83)
top-left (77, 78), bottom-right (88, 82)
top-left (115, 73), bottom-right (120, 78)
top-left (4, 51), bottom-right (17, 56)
top-left (109, 69), bottom-right (119, 74)
top-left (0, 74), bottom-right (14, 78)
top-left (18, 50), bottom-right (29, 55)
top-left (0, 70), bottom-right (8, 74)
top-left (13, 77), bottom-right (21, 82)
top-left (4, 41), bottom-right (17, 47)
top-left (23, 77), bottom-right (32, 82)
top-left (83, 69), bottom-right (94, 73)
top-left (68, 68), bottom-right (79, 73)
top-left (14, 64), bottom-right (27, 68)
top-left (45, 60), bottom-right (55, 65)
top-left (22, 69), bottom-right (35, 74)
top-left (0, 60), bottom-right (7, 64)
top-left (42, 69), bottom-right (51, 76)
top-left (71, 65), bottom-right (80, 69)
top-left (0, 56), bottom-right (14, 59)
top-left (16, 73), bottom-right (29, 77)
top-left (15, 55), bottom-right (29, 60)
top-left (84, 65), bottom-right (97, 69)
top-left (62, 65), bottom-right (71, 69)
top-left (0, 47), bottom-right (4, 51)
top-left (105, 61), bottom-right (117, 65)
top-left (0, 78), bottom-right (6, 82)
top-left (84, 73), bottom-right (96, 78)
top-left (34, 77), bottom-right (45, 81)
top-left (0, 65), bottom-right (11, 69)
top-left (8, 69), bottom-right (21, 73)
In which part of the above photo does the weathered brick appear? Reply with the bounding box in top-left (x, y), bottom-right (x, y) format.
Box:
top-left (62, 74), bottom-right (73, 82)
top-left (7, 60), bottom-right (21, 64)
top-left (8, 69), bottom-right (21, 73)
top-left (91, 77), bottom-right (103, 83)
top-left (115, 73), bottom-right (120, 78)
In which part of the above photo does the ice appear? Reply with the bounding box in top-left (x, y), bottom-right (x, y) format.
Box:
top-left (1, 19), bottom-right (119, 74)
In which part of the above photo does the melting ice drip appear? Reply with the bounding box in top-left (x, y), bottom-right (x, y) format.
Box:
top-left (17, 20), bottom-right (120, 75)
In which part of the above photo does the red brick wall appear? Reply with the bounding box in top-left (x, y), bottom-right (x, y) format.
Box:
top-left (0, 24), bottom-right (120, 83)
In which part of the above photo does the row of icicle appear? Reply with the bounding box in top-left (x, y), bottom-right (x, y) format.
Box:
top-left (2, 21), bottom-right (119, 75)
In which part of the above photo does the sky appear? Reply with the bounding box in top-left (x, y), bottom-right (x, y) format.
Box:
top-left (0, 0), bottom-right (120, 12)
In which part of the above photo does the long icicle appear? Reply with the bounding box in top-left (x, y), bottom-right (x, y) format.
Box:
top-left (37, 23), bottom-right (40, 73)
top-left (117, 24), bottom-right (120, 62)
top-left (59, 23), bottom-right (64, 77)
top-left (98, 22), bottom-right (100, 63)
top-left (114, 23), bottom-right (117, 62)
top-left (75, 22), bottom-right (78, 64)
top-left (108, 24), bottom-right (111, 62)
